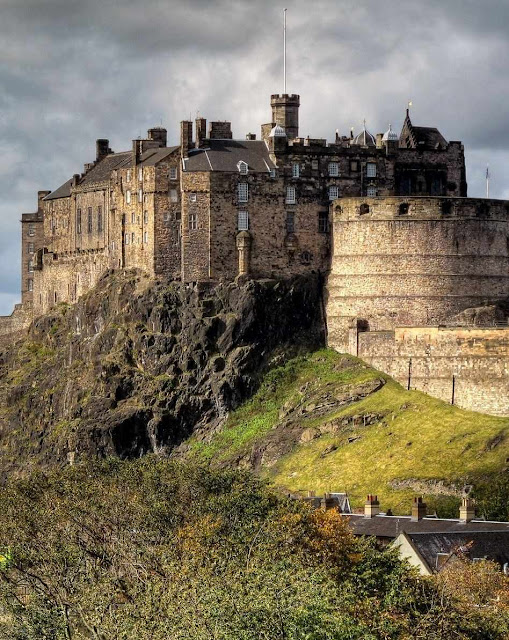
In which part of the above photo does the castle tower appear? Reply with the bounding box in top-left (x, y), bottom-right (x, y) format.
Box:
top-left (270, 94), bottom-right (300, 140)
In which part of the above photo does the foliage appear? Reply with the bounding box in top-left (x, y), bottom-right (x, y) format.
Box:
top-left (0, 458), bottom-right (506, 639)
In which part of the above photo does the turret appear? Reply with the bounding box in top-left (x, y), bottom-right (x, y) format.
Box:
top-left (271, 94), bottom-right (300, 140)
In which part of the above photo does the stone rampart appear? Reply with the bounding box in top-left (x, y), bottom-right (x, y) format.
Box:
top-left (354, 326), bottom-right (509, 416)
top-left (0, 303), bottom-right (32, 349)
top-left (327, 197), bottom-right (509, 346)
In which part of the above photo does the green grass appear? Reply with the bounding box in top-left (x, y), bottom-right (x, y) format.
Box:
top-left (185, 349), bottom-right (509, 515)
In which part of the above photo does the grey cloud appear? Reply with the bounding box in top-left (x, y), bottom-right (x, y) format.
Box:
top-left (1, 0), bottom-right (509, 314)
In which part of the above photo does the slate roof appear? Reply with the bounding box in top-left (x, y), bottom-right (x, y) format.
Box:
top-left (79, 152), bottom-right (131, 186)
top-left (44, 178), bottom-right (73, 201)
top-left (347, 514), bottom-right (509, 539)
top-left (139, 146), bottom-right (179, 166)
top-left (44, 147), bottom-right (179, 200)
top-left (411, 126), bottom-right (447, 149)
top-left (184, 140), bottom-right (276, 173)
top-left (407, 531), bottom-right (509, 572)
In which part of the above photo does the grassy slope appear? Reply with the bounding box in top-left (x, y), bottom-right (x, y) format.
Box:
top-left (186, 349), bottom-right (509, 515)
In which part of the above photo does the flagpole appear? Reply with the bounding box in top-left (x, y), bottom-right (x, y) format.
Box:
top-left (283, 8), bottom-right (287, 94)
top-left (486, 164), bottom-right (490, 199)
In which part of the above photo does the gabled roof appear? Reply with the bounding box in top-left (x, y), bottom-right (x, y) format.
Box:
top-left (399, 110), bottom-right (448, 149)
top-left (347, 513), bottom-right (509, 538)
top-left (403, 531), bottom-right (509, 572)
top-left (79, 152), bottom-right (131, 185)
top-left (44, 178), bottom-right (73, 201)
top-left (184, 140), bottom-right (276, 173)
top-left (139, 146), bottom-right (179, 166)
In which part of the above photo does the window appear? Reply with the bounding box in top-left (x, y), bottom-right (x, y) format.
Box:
top-left (126, 190), bottom-right (131, 204)
top-left (131, 232), bottom-right (135, 244)
top-left (318, 211), bottom-right (329, 233)
top-left (366, 163), bottom-right (377, 177)
top-left (292, 162), bottom-right (300, 178)
top-left (311, 159), bottom-right (319, 171)
top-left (143, 210), bottom-right (148, 224)
top-left (170, 189), bottom-right (178, 202)
top-left (189, 212), bottom-right (198, 230)
top-left (138, 168), bottom-right (143, 182)
top-left (329, 186), bottom-right (339, 200)
top-left (269, 168), bottom-right (276, 178)
top-left (28, 223), bottom-right (35, 237)
top-left (237, 161), bottom-right (248, 175)
top-left (131, 212), bottom-right (136, 224)
top-left (138, 189), bottom-right (143, 203)
top-left (27, 242), bottom-right (34, 254)
top-left (350, 160), bottom-right (359, 172)
top-left (367, 186), bottom-right (377, 197)
top-left (286, 186), bottom-right (296, 204)
top-left (169, 167), bottom-right (177, 180)
top-left (76, 209), bottom-right (82, 234)
top-left (144, 231), bottom-right (148, 243)
top-left (237, 210), bottom-right (249, 231)
top-left (126, 169), bottom-right (131, 183)
top-left (28, 259), bottom-right (34, 273)
top-left (125, 233), bottom-right (129, 245)
top-left (189, 193), bottom-right (197, 203)
top-left (286, 211), bottom-right (295, 233)
top-left (163, 212), bottom-right (170, 222)
top-left (237, 183), bottom-right (249, 203)
top-left (87, 208), bottom-right (93, 234)
top-left (328, 162), bottom-right (339, 177)
top-left (27, 279), bottom-right (33, 292)
top-left (98, 206), bottom-right (103, 232)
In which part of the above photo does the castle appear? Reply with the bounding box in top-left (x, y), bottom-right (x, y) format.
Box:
top-left (2, 93), bottom-right (509, 415)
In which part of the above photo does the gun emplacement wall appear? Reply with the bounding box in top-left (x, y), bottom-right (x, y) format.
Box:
top-left (327, 197), bottom-right (509, 348)
top-left (326, 197), bottom-right (509, 416)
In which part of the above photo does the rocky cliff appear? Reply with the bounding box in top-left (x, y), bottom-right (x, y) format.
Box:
top-left (0, 270), bottom-right (325, 476)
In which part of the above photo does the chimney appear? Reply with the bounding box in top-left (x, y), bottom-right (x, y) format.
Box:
top-left (246, 133), bottom-right (256, 141)
top-left (147, 127), bottom-right (167, 148)
top-left (307, 490), bottom-right (315, 498)
top-left (72, 173), bottom-right (80, 187)
top-left (37, 190), bottom-right (51, 205)
top-left (96, 139), bottom-right (110, 161)
top-left (364, 494), bottom-right (380, 518)
top-left (376, 133), bottom-right (383, 148)
top-left (209, 121), bottom-right (232, 140)
top-left (459, 497), bottom-right (475, 523)
top-left (321, 493), bottom-right (336, 511)
top-left (411, 497), bottom-right (427, 521)
top-left (180, 121), bottom-right (193, 158)
top-left (195, 118), bottom-right (207, 148)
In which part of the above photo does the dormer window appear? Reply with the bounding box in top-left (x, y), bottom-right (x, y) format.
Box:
top-left (292, 162), bottom-right (300, 178)
top-left (237, 161), bottom-right (249, 175)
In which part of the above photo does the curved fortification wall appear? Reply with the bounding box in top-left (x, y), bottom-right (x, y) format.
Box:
top-left (327, 197), bottom-right (509, 334)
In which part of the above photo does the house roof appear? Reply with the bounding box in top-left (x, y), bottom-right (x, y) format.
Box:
top-left (399, 110), bottom-right (448, 150)
top-left (184, 140), bottom-right (276, 173)
top-left (44, 146), bottom-right (179, 200)
top-left (79, 152), bottom-right (131, 185)
top-left (347, 514), bottom-right (509, 538)
top-left (139, 146), bottom-right (179, 166)
top-left (44, 178), bottom-right (73, 201)
top-left (404, 531), bottom-right (509, 572)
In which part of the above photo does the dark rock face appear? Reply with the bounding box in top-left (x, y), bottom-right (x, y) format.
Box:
top-left (0, 271), bottom-right (325, 474)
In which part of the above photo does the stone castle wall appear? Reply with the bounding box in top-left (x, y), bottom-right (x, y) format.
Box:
top-left (356, 327), bottom-right (509, 415)
top-left (327, 196), bottom-right (509, 341)
top-left (326, 196), bottom-right (509, 415)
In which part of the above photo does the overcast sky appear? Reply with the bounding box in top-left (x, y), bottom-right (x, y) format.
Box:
top-left (1, 0), bottom-right (509, 314)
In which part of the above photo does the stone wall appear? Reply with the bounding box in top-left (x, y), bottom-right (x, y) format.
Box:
top-left (0, 304), bottom-right (32, 349)
top-left (355, 327), bottom-right (509, 416)
top-left (327, 196), bottom-right (509, 349)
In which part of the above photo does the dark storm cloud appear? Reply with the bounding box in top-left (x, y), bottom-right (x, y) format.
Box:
top-left (1, 0), bottom-right (509, 313)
